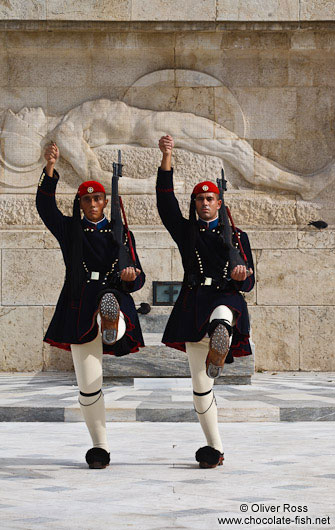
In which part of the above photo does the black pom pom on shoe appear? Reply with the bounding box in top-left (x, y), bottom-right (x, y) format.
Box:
top-left (195, 446), bottom-right (224, 469)
top-left (85, 448), bottom-right (110, 469)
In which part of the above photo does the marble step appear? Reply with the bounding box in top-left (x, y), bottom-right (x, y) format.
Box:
top-left (0, 373), bottom-right (334, 423)
top-left (103, 338), bottom-right (254, 385)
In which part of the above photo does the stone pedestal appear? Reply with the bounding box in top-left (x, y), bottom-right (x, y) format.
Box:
top-left (1, 4), bottom-right (335, 374)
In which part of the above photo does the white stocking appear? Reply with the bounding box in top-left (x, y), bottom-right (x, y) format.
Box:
top-left (70, 312), bottom-right (126, 452)
top-left (186, 305), bottom-right (235, 453)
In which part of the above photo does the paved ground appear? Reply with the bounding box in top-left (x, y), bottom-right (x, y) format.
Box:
top-left (0, 422), bottom-right (334, 530)
top-left (0, 372), bottom-right (334, 422)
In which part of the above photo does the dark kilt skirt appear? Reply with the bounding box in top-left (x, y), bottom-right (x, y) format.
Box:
top-left (162, 285), bottom-right (252, 363)
top-left (44, 280), bottom-right (144, 357)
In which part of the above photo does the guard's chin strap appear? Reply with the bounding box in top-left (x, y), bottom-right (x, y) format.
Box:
top-left (193, 388), bottom-right (216, 414)
top-left (79, 388), bottom-right (102, 406)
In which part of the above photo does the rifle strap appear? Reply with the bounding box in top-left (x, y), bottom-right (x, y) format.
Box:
top-left (119, 196), bottom-right (136, 264)
top-left (225, 205), bottom-right (248, 265)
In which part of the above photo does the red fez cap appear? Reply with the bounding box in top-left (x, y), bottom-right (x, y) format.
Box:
top-left (77, 180), bottom-right (106, 198)
top-left (192, 181), bottom-right (220, 196)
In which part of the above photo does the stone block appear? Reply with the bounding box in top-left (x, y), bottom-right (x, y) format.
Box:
top-left (299, 307), bottom-right (335, 371)
top-left (290, 31), bottom-right (316, 50)
top-left (0, 230), bottom-right (45, 249)
top-left (311, 52), bottom-right (335, 88)
top-left (175, 32), bottom-right (222, 50)
top-left (227, 192), bottom-right (297, 226)
top-left (219, 51), bottom-right (261, 88)
top-left (0, 54), bottom-right (8, 88)
top-left (173, 87), bottom-right (216, 122)
top-left (47, 0), bottom-right (131, 21)
top-left (119, 196), bottom-right (162, 226)
top-left (258, 51), bottom-right (288, 87)
top-left (43, 306), bottom-right (74, 371)
top-left (0, 87), bottom-right (48, 115)
top-left (7, 49), bottom-right (91, 88)
top-left (298, 230), bottom-right (335, 249)
top-left (257, 249), bottom-right (335, 305)
top-left (96, 145), bottom-right (161, 181)
top-left (297, 92), bottom-right (335, 147)
top-left (0, 194), bottom-right (72, 228)
top-left (91, 48), bottom-right (174, 88)
top-left (248, 230), bottom-right (298, 249)
top-left (217, 0), bottom-right (299, 21)
top-left (131, 0), bottom-right (216, 21)
top-left (249, 306), bottom-right (299, 371)
top-left (288, 51), bottom-right (314, 87)
top-left (46, 87), bottom-right (125, 116)
top-left (315, 31), bottom-right (335, 50)
top-left (252, 137), bottom-right (335, 174)
top-left (93, 32), bottom-right (174, 49)
top-left (220, 31), bottom-right (289, 50)
top-left (131, 248), bottom-right (172, 305)
top-left (300, 1), bottom-right (335, 21)
top-left (0, 0), bottom-right (45, 19)
top-left (132, 228), bottom-right (177, 250)
top-left (295, 200), bottom-right (322, 227)
top-left (233, 88), bottom-right (296, 139)
top-left (176, 50), bottom-right (254, 88)
top-left (0, 306), bottom-right (44, 371)
top-left (6, 31), bottom-right (93, 50)
top-left (2, 249), bottom-right (65, 305)
top-left (0, 192), bottom-right (307, 229)
top-left (123, 86), bottom-right (180, 113)
top-left (214, 86), bottom-right (246, 138)
top-left (43, 231), bottom-right (61, 249)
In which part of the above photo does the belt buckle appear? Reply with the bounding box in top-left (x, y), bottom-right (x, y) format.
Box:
top-left (204, 277), bottom-right (212, 286)
top-left (90, 271), bottom-right (100, 280)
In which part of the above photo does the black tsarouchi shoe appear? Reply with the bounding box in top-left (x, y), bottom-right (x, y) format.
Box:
top-left (85, 448), bottom-right (110, 469)
top-left (195, 446), bottom-right (224, 469)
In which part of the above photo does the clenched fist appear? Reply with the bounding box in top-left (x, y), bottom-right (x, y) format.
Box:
top-left (120, 267), bottom-right (141, 282)
top-left (44, 142), bottom-right (59, 166)
top-left (231, 265), bottom-right (253, 282)
top-left (159, 135), bottom-right (174, 155)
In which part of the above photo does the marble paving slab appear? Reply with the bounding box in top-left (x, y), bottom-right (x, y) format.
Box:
top-left (0, 422), bottom-right (334, 530)
top-left (0, 372), bottom-right (334, 423)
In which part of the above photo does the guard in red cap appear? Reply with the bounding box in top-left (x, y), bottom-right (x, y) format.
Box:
top-left (36, 143), bottom-right (145, 469)
top-left (156, 135), bottom-right (254, 469)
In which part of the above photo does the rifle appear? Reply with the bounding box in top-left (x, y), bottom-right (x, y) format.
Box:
top-left (217, 168), bottom-right (249, 272)
top-left (111, 150), bottom-right (137, 272)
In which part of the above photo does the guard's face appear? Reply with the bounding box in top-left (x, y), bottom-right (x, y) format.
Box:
top-left (195, 192), bottom-right (222, 221)
top-left (80, 193), bottom-right (108, 222)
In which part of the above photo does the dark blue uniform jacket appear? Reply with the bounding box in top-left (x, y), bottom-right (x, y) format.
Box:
top-left (36, 169), bottom-right (145, 356)
top-left (156, 167), bottom-right (254, 362)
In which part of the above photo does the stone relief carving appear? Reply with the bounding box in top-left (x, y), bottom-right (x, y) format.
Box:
top-left (0, 98), bottom-right (333, 199)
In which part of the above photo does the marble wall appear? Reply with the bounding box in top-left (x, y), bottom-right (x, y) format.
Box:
top-left (0, 14), bottom-right (334, 372)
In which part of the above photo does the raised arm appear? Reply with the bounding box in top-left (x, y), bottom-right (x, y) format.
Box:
top-left (156, 135), bottom-right (187, 246)
top-left (36, 143), bottom-right (68, 242)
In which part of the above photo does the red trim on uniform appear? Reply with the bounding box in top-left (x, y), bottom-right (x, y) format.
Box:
top-left (44, 338), bottom-right (71, 351)
top-left (164, 341), bottom-right (186, 353)
top-left (38, 189), bottom-right (55, 197)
